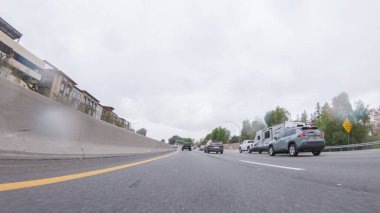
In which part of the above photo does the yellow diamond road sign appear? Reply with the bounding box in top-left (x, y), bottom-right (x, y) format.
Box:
top-left (343, 118), bottom-right (352, 133)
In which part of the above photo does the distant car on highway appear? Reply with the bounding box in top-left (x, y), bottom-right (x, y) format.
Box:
top-left (204, 140), bottom-right (223, 154)
top-left (239, 140), bottom-right (259, 153)
top-left (268, 126), bottom-right (325, 157)
top-left (182, 143), bottom-right (192, 151)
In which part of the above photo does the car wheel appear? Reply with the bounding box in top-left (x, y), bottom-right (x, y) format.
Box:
top-left (247, 147), bottom-right (252, 153)
top-left (189, 149), bottom-right (192, 151)
top-left (312, 150), bottom-right (321, 156)
top-left (259, 150), bottom-right (262, 154)
top-left (239, 147), bottom-right (242, 153)
top-left (207, 150), bottom-right (210, 154)
top-left (268, 146), bottom-right (275, 156)
top-left (204, 150), bottom-right (206, 153)
top-left (289, 143), bottom-right (298, 157)
top-left (182, 149), bottom-right (184, 151)
top-left (220, 151), bottom-right (223, 154)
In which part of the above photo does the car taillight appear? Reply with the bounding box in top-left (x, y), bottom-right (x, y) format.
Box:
top-left (298, 132), bottom-right (309, 137)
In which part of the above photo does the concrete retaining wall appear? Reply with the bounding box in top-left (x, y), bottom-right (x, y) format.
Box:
top-left (223, 143), bottom-right (240, 150)
top-left (0, 78), bottom-right (171, 158)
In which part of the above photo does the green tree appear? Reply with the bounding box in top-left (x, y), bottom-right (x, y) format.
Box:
top-left (251, 118), bottom-right (266, 135)
top-left (168, 135), bottom-right (181, 145)
top-left (316, 103), bottom-right (330, 129)
top-left (331, 92), bottom-right (352, 120)
top-left (351, 100), bottom-right (371, 143)
top-left (321, 105), bottom-right (339, 145)
top-left (136, 128), bottom-right (147, 136)
top-left (229, 135), bottom-right (240, 144)
top-left (201, 134), bottom-right (212, 145)
top-left (315, 93), bottom-right (371, 145)
top-left (168, 136), bottom-right (193, 145)
top-left (370, 107), bottom-right (380, 135)
top-left (264, 106), bottom-right (290, 127)
top-left (315, 102), bottom-right (321, 119)
top-left (209, 127), bottom-right (230, 144)
top-left (300, 110), bottom-right (308, 123)
top-left (240, 120), bottom-right (254, 142)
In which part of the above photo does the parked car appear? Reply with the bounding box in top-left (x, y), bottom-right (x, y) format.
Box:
top-left (267, 126), bottom-right (325, 157)
top-left (204, 140), bottom-right (224, 154)
top-left (182, 142), bottom-right (192, 151)
top-left (239, 140), bottom-right (259, 153)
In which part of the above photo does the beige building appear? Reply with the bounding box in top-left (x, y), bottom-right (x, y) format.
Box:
top-left (96, 104), bottom-right (103, 120)
top-left (101, 106), bottom-right (117, 125)
top-left (70, 85), bottom-right (82, 110)
top-left (101, 106), bottom-right (128, 129)
top-left (39, 60), bottom-right (78, 104)
top-left (0, 17), bottom-right (44, 90)
top-left (82, 90), bottom-right (100, 118)
top-left (39, 61), bottom-right (104, 120)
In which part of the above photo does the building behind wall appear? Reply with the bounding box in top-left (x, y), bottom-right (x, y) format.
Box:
top-left (39, 60), bottom-right (78, 105)
top-left (115, 117), bottom-right (127, 129)
top-left (96, 104), bottom-right (103, 120)
top-left (70, 85), bottom-right (82, 109)
top-left (39, 61), bottom-right (103, 120)
top-left (0, 17), bottom-right (44, 90)
top-left (1, 17), bottom-right (132, 131)
top-left (102, 106), bottom-right (117, 125)
top-left (81, 90), bottom-right (100, 118)
top-left (101, 106), bottom-right (127, 129)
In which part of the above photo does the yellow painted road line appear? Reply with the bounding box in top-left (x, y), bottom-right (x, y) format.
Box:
top-left (0, 151), bottom-right (176, 192)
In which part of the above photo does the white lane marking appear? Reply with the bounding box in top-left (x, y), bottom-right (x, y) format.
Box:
top-left (240, 160), bottom-right (306, 171)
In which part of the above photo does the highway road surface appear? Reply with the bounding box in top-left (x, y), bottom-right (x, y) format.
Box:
top-left (1, 149), bottom-right (380, 213)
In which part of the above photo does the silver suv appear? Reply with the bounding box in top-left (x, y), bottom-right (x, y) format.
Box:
top-left (268, 126), bottom-right (325, 157)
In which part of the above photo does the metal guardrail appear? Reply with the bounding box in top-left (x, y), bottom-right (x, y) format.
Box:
top-left (324, 141), bottom-right (380, 151)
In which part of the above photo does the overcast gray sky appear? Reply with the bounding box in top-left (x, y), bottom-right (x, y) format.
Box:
top-left (2, 0), bottom-right (380, 140)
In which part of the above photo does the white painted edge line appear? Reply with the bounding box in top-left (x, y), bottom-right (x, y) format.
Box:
top-left (240, 160), bottom-right (306, 171)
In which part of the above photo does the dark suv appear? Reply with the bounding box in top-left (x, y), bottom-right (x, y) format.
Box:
top-left (182, 143), bottom-right (192, 151)
top-left (268, 126), bottom-right (325, 157)
top-left (204, 140), bottom-right (224, 154)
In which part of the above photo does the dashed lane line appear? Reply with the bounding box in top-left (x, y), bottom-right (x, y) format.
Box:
top-left (240, 160), bottom-right (306, 171)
